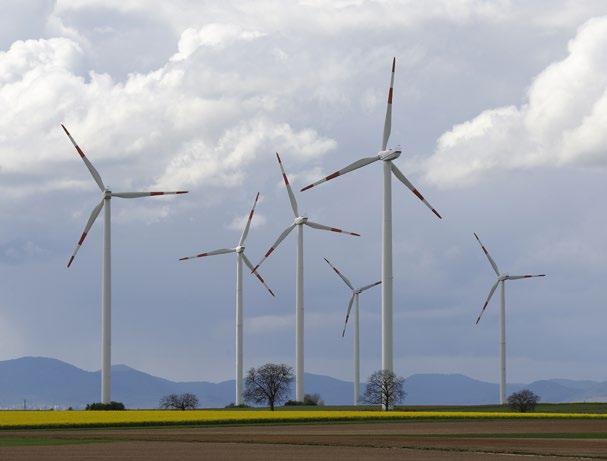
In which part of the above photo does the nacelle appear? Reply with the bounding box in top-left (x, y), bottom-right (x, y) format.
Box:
top-left (379, 148), bottom-right (402, 161)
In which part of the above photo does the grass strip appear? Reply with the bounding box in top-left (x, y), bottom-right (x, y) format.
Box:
top-left (0, 437), bottom-right (106, 447)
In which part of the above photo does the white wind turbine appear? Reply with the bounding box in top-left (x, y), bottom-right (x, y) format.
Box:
top-left (301, 58), bottom-right (442, 378)
top-left (473, 233), bottom-right (546, 404)
top-left (62, 125), bottom-right (188, 404)
top-left (324, 258), bottom-right (381, 405)
top-left (179, 193), bottom-right (275, 406)
top-left (252, 153), bottom-right (360, 402)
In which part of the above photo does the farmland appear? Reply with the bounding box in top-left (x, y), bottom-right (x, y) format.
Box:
top-left (2, 417), bottom-right (607, 460)
top-left (2, 404), bottom-right (607, 430)
top-left (2, 405), bottom-right (607, 459)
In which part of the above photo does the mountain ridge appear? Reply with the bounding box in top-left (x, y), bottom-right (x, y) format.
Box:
top-left (1, 356), bottom-right (605, 409)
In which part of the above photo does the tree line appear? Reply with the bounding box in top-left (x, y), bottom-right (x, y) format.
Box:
top-left (83, 362), bottom-right (541, 411)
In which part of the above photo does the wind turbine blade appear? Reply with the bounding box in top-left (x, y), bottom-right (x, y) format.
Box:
top-left (251, 224), bottom-right (296, 273)
top-left (342, 294), bottom-right (356, 337)
top-left (391, 163), bottom-right (442, 219)
top-left (242, 253), bottom-right (275, 297)
top-left (507, 274), bottom-right (546, 280)
top-left (112, 191), bottom-right (188, 198)
top-left (61, 125), bottom-right (105, 191)
top-left (323, 258), bottom-right (354, 290)
top-left (473, 233), bottom-right (500, 276)
top-left (382, 57), bottom-right (395, 150)
top-left (305, 220), bottom-right (360, 237)
top-left (179, 248), bottom-right (235, 261)
top-left (67, 199), bottom-right (104, 267)
top-left (475, 280), bottom-right (500, 324)
top-left (359, 280), bottom-right (382, 292)
top-left (239, 192), bottom-right (260, 246)
top-left (276, 153), bottom-right (299, 217)
top-left (300, 156), bottom-right (380, 192)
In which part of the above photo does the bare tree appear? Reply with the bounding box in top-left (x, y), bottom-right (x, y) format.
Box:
top-left (364, 369), bottom-right (405, 410)
top-left (244, 363), bottom-right (294, 411)
top-left (159, 393), bottom-right (199, 410)
top-left (507, 389), bottom-right (540, 412)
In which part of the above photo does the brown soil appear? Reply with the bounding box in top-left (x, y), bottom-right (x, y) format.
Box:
top-left (2, 419), bottom-right (607, 460)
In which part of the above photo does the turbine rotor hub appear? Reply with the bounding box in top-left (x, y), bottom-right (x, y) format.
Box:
top-left (379, 148), bottom-right (402, 161)
top-left (235, 246), bottom-right (244, 253)
top-left (295, 216), bottom-right (308, 225)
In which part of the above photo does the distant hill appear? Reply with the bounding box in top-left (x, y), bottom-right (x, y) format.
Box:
top-left (0, 356), bottom-right (605, 409)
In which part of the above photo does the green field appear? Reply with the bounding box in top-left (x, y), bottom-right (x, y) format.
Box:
top-left (0, 437), bottom-right (103, 447)
top-left (394, 402), bottom-right (607, 414)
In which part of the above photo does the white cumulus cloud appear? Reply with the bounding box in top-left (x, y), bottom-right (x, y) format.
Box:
top-left (423, 16), bottom-right (607, 188)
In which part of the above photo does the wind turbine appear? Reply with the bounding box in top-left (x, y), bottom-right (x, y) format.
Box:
top-left (473, 232), bottom-right (546, 404)
top-left (300, 58), bottom-right (442, 379)
top-left (324, 258), bottom-right (380, 405)
top-left (252, 153), bottom-right (360, 401)
top-left (179, 193), bottom-right (275, 406)
top-left (62, 124), bottom-right (188, 404)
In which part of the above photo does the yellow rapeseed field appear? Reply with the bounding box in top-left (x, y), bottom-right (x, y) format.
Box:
top-left (1, 410), bottom-right (607, 429)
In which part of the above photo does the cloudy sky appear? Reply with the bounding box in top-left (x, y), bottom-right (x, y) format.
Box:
top-left (1, 0), bottom-right (607, 387)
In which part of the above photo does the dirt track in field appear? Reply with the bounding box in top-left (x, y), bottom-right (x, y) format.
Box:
top-left (2, 419), bottom-right (607, 460)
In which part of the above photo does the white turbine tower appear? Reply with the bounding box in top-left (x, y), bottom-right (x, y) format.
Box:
top-left (63, 124), bottom-right (188, 404)
top-left (301, 58), bottom-right (442, 379)
top-left (324, 258), bottom-right (381, 405)
top-left (179, 193), bottom-right (275, 406)
top-left (252, 153), bottom-right (360, 401)
top-left (473, 233), bottom-right (546, 405)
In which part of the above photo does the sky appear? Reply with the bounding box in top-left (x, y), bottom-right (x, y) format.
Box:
top-left (1, 0), bottom-right (607, 387)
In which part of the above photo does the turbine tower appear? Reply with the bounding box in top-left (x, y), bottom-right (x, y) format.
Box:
top-left (324, 258), bottom-right (381, 405)
top-left (252, 153), bottom-right (360, 401)
top-left (63, 124), bottom-right (188, 403)
top-left (301, 59), bottom-right (442, 379)
top-left (179, 193), bottom-right (275, 406)
top-left (473, 233), bottom-right (546, 404)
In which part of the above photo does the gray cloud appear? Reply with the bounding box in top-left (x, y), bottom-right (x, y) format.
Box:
top-left (0, 1), bottom-right (606, 387)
